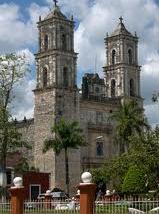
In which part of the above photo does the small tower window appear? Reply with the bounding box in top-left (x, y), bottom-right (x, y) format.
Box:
top-left (111, 79), bottom-right (116, 97)
top-left (130, 79), bottom-right (135, 96)
top-left (62, 34), bottom-right (67, 50)
top-left (112, 50), bottom-right (116, 65)
top-left (63, 67), bottom-right (69, 87)
top-left (44, 35), bottom-right (48, 50)
top-left (43, 68), bottom-right (47, 87)
top-left (128, 49), bottom-right (133, 64)
top-left (96, 141), bottom-right (104, 156)
top-left (95, 87), bottom-right (100, 93)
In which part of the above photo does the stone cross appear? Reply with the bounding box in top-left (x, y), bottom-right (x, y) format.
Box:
top-left (119, 16), bottom-right (123, 23)
top-left (53, 0), bottom-right (58, 6)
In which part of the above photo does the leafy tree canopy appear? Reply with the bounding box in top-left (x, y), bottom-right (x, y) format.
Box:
top-left (0, 53), bottom-right (30, 172)
top-left (110, 100), bottom-right (149, 153)
top-left (122, 165), bottom-right (147, 194)
top-left (92, 128), bottom-right (159, 193)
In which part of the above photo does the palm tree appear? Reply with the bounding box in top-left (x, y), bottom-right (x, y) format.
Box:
top-left (111, 100), bottom-right (149, 154)
top-left (43, 118), bottom-right (85, 196)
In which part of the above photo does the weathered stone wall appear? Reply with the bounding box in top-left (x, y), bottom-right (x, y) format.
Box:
top-left (15, 119), bottom-right (34, 167)
top-left (34, 89), bottom-right (56, 188)
top-left (54, 88), bottom-right (80, 194)
top-left (33, 6), bottom-right (80, 194)
top-left (80, 97), bottom-right (120, 170)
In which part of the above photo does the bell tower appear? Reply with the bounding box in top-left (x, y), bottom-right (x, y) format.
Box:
top-left (33, 2), bottom-right (80, 193)
top-left (104, 17), bottom-right (142, 104)
top-left (35, 6), bottom-right (76, 92)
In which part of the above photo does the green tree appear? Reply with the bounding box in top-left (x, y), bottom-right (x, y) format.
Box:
top-left (43, 118), bottom-right (85, 196)
top-left (94, 129), bottom-right (159, 193)
top-left (0, 53), bottom-right (29, 197)
top-left (0, 108), bottom-right (30, 172)
top-left (0, 53), bottom-right (28, 109)
top-left (111, 100), bottom-right (149, 154)
top-left (14, 157), bottom-right (30, 174)
top-left (122, 165), bottom-right (147, 195)
top-left (91, 152), bottom-right (131, 192)
top-left (126, 129), bottom-right (159, 190)
top-left (91, 167), bottom-right (108, 185)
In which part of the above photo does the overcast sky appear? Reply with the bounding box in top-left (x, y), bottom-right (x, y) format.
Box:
top-left (0, 0), bottom-right (159, 127)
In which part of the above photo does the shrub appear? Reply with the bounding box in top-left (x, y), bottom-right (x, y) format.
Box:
top-left (122, 165), bottom-right (147, 194)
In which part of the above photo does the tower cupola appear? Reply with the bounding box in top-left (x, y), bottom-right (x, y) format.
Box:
top-left (35, 2), bottom-right (76, 90)
top-left (103, 17), bottom-right (142, 101)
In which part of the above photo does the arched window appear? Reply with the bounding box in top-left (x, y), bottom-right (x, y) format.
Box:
top-left (43, 68), bottom-right (47, 87)
top-left (112, 50), bottom-right (116, 65)
top-left (128, 49), bottom-right (133, 64)
top-left (130, 79), bottom-right (135, 96)
top-left (96, 141), bottom-right (104, 156)
top-left (62, 34), bottom-right (67, 50)
top-left (63, 67), bottom-right (69, 87)
top-left (111, 79), bottom-right (116, 97)
top-left (44, 35), bottom-right (48, 50)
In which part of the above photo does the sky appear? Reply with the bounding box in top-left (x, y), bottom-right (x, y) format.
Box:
top-left (0, 0), bottom-right (159, 127)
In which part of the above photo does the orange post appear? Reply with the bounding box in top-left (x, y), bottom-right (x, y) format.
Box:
top-left (78, 172), bottom-right (96, 214)
top-left (9, 187), bottom-right (25, 214)
top-left (44, 194), bottom-right (52, 209)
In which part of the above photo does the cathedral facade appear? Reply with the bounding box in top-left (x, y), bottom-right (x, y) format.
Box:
top-left (16, 4), bottom-right (143, 194)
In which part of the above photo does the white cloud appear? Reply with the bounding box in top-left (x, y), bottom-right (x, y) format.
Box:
top-left (0, 2), bottom-right (49, 119)
top-left (0, 3), bottom-right (49, 53)
top-left (144, 103), bottom-right (159, 128)
top-left (72, 0), bottom-right (159, 73)
top-left (1, 0), bottom-right (159, 125)
top-left (17, 49), bottom-right (35, 65)
top-left (11, 77), bottom-right (36, 120)
top-left (7, 49), bottom-right (36, 120)
top-left (0, 3), bottom-right (34, 52)
top-left (59, 0), bottom-right (159, 126)
top-left (27, 3), bottom-right (49, 24)
top-left (141, 52), bottom-right (159, 108)
top-left (142, 53), bottom-right (159, 77)
top-left (46, 0), bottom-right (90, 20)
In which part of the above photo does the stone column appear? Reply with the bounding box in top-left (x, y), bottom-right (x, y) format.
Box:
top-left (9, 177), bottom-right (25, 214)
top-left (78, 172), bottom-right (96, 214)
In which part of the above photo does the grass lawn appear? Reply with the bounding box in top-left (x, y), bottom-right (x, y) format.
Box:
top-left (95, 205), bottom-right (128, 214)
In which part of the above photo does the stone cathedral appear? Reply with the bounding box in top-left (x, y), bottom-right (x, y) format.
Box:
top-left (14, 4), bottom-right (143, 194)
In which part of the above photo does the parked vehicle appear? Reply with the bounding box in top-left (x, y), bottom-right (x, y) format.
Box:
top-left (51, 192), bottom-right (68, 200)
top-left (37, 191), bottom-right (68, 201)
top-left (37, 193), bottom-right (45, 200)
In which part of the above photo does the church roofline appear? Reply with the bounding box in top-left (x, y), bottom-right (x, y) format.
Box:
top-left (105, 34), bottom-right (138, 41)
top-left (14, 118), bottom-right (34, 128)
top-left (37, 4), bottom-right (74, 26)
top-left (80, 95), bottom-right (121, 105)
top-left (37, 16), bottom-right (74, 26)
top-left (105, 17), bottom-right (138, 40)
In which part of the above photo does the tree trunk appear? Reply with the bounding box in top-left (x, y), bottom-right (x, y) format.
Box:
top-left (0, 153), bottom-right (7, 201)
top-left (0, 118), bottom-right (8, 200)
top-left (64, 148), bottom-right (69, 196)
top-left (119, 142), bottom-right (125, 155)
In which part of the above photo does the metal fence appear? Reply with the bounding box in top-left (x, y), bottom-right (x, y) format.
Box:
top-left (23, 200), bottom-right (80, 214)
top-left (1, 198), bottom-right (159, 214)
top-left (0, 200), bottom-right (10, 214)
top-left (95, 199), bottom-right (159, 214)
